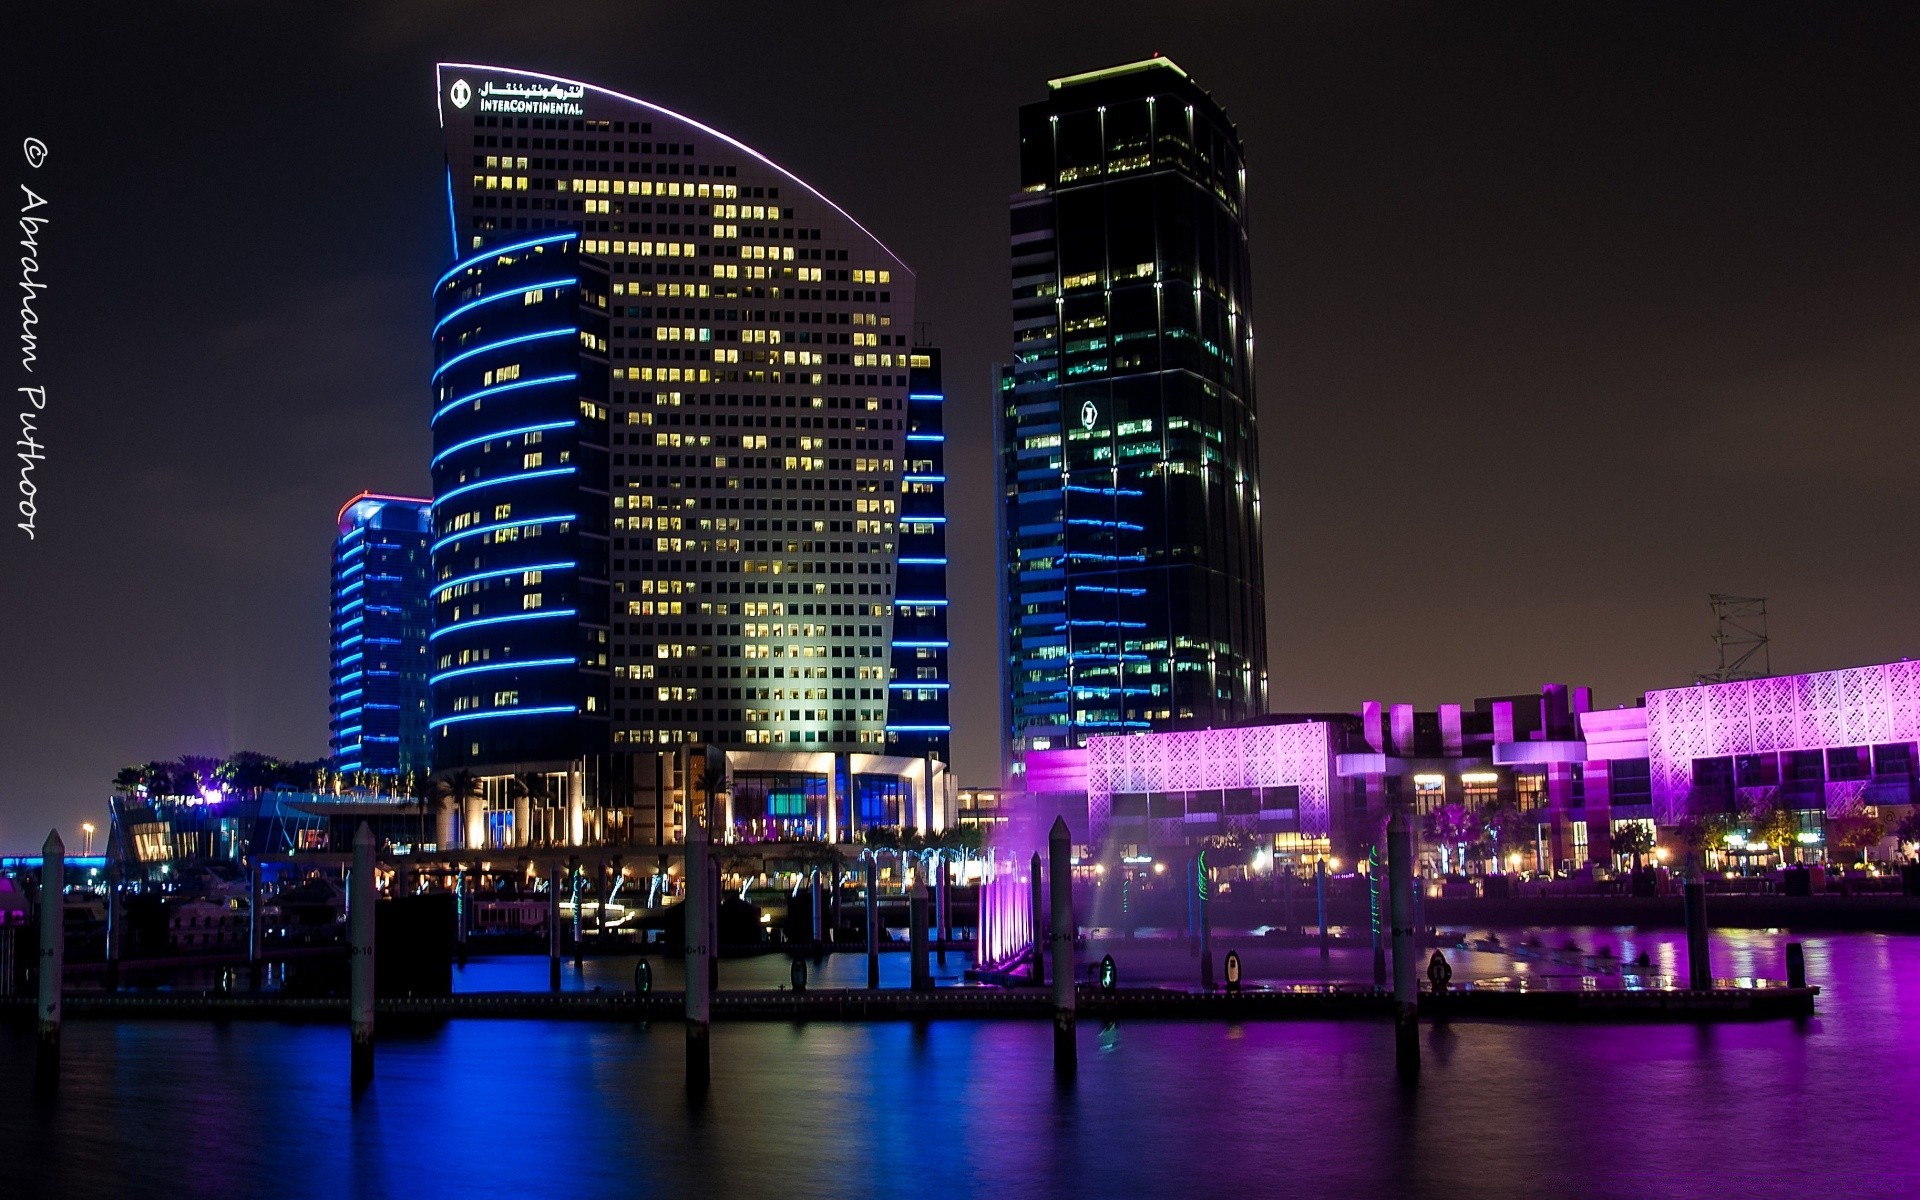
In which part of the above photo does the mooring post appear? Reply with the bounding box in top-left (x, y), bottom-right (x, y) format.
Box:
top-left (1316, 857), bottom-right (1330, 959)
top-left (910, 880), bottom-right (932, 992)
top-left (349, 823), bottom-right (375, 1090)
top-left (1388, 808), bottom-right (1419, 1078)
top-left (1786, 941), bottom-right (1806, 989)
top-left (936, 858), bottom-right (950, 965)
top-left (685, 818), bottom-right (711, 1096)
top-left (548, 862), bottom-right (563, 992)
top-left (1370, 846), bottom-right (1387, 987)
top-left (1029, 852), bottom-right (1045, 987)
top-left (249, 861), bottom-right (265, 992)
top-left (1282, 864), bottom-right (1296, 936)
top-left (1186, 853), bottom-right (1198, 956)
top-left (36, 830), bottom-right (64, 1090)
top-left (1049, 816), bottom-right (1076, 1077)
top-left (1199, 856), bottom-right (1215, 991)
top-left (1683, 855), bottom-right (1711, 990)
top-left (571, 857), bottom-right (584, 970)
top-left (454, 866), bottom-right (469, 965)
top-left (810, 868), bottom-right (824, 948)
top-left (708, 862), bottom-right (721, 994)
top-left (865, 856), bottom-right (881, 989)
top-left (104, 851), bottom-right (121, 993)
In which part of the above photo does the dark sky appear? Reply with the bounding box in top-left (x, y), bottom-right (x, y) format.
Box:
top-left (5, 2), bottom-right (1918, 851)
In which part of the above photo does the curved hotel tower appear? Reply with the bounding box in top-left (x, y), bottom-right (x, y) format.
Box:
top-left (432, 65), bottom-right (952, 846)
top-left (1001, 57), bottom-right (1267, 777)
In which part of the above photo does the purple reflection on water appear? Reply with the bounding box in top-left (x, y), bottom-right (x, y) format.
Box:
top-left (2, 931), bottom-right (1916, 1198)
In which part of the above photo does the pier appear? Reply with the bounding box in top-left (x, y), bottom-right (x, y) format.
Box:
top-left (3, 978), bottom-right (1817, 1024)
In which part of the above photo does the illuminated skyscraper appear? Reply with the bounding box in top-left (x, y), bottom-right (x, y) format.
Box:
top-left (429, 233), bottom-right (612, 782)
top-left (329, 493), bottom-right (433, 778)
top-left (432, 65), bottom-right (951, 843)
top-left (887, 346), bottom-right (951, 763)
top-left (1002, 57), bottom-right (1267, 777)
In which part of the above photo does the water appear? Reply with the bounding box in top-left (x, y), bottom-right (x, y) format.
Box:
top-left (4, 930), bottom-right (1918, 1199)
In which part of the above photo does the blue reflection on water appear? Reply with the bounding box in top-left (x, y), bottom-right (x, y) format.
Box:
top-left (2, 930), bottom-right (1916, 1199)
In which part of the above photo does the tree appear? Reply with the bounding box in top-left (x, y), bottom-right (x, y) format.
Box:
top-left (435, 770), bottom-right (485, 848)
top-left (1613, 823), bottom-right (1655, 870)
top-left (1423, 802), bottom-right (1477, 874)
top-left (1896, 810), bottom-right (1920, 859)
top-left (405, 771), bottom-right (438, 846)
top-left (1826, 812), bottom-right (1886, 866)
top-left (1478, 799), bottom-right (1528, 873)
top-left (1746, 800), bottom-right (1801, 866)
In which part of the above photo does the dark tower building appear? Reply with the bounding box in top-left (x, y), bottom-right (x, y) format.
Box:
top-left (329, 493), bottom-right (433, 779)
top-left (1001, 56), bottom-right (1267, 779)
top-left (428, 232), bottom-right (612, 798)
top-left (887, 346), bottom-right (951, 762)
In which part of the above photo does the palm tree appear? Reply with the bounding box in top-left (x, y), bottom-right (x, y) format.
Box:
top-left (1423, 802), bottom-right (1477, 874)
top-left (509, 772), bottom-right (551, 845)
top-left (405, 771), bottom-right (438, 847)
top-left (434, 769), bottom-right (485, 848)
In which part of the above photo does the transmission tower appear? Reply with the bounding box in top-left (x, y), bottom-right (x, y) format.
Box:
top-left (1696, 594), bottom-right (1770, 683)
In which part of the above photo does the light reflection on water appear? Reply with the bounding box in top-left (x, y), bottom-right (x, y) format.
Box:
top-left (3, 930), bottom-right (1917, 1199)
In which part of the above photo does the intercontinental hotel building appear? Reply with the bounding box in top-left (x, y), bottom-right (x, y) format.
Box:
top-left (429, 65), bottom-right (953, 849)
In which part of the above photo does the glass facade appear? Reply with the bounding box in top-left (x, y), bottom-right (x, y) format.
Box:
top-left (329, 494), bottom-right (432, 777)
top-left (429, 233), bottom-right (612, 770)
top-left (1002, 58), bottom-right (1268, 773)
top-left (887, 348), bottom-right (951, 761)
top-left (435, 64), bottom-right (927, 762)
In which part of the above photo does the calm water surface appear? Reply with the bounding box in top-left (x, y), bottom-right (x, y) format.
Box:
top-left (4, 929), bottom-right (1916, 1199)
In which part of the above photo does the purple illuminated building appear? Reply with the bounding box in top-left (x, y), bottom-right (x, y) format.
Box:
top-left (1010, 658), bottom-right (1920, 873)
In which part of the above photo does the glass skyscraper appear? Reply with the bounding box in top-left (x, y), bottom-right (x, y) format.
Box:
top-left (329, 493), bottom-right (433, 779)
top-left (1001, 57), bottom-right (1267, 777)
top-left (429, 233), bottom-right (611, 775)
top-left (431, 65), bottom-right (952, 843)
top-left (886, 347), bottom-right (951, 762)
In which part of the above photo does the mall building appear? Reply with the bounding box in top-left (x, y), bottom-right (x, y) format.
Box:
top-left (1016, 658), bottom-right (1920, 872)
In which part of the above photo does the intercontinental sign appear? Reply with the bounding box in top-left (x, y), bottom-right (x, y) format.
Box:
top-left (449, 78), bottom-right (585, 117)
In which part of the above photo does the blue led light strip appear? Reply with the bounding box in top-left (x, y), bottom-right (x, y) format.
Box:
top-left (432, 372), bottom-right (579, 426)
top-left (429, 607), bottom-right (578, 642)
top-left (431, 419), bottom-right (575, 467)
top-left (888, 682), bottom-right (950, 689)
top-left (431, 328), bottom-right (576, 381)
top-left (429, 656), bottom-right (577, 686)
top-left (891, 640), bottom-right (951, 648)
top-left (434, 466), bottom-right (577, 507)
top-left (898, 557), bottom-right (948, 565)
top-left (885, 725), bottom-right (953, 732)
top-left (433, 278), bottom-right (578, 334)
top-left (436, 231), bottom-right (579, 290)
top-left (430, 704), bottom-right (579, 730)
top-left (431, 513), bottom-right (576, 554)
top-left (432, 560), bottom-right (576, 598)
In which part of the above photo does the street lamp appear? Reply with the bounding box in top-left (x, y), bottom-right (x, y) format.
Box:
top-left (81, 821), bottom-right (96, 857)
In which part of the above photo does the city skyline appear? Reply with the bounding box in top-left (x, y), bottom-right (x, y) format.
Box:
top-left (7, 3), bottom-right (1920, 850)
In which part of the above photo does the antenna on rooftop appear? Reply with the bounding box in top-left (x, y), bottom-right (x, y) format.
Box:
top-left (1696, 594), bottom-right (1770, 683)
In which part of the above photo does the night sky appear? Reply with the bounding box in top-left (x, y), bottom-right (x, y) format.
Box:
top-left (5, 3), bottom-right (1917, 850)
